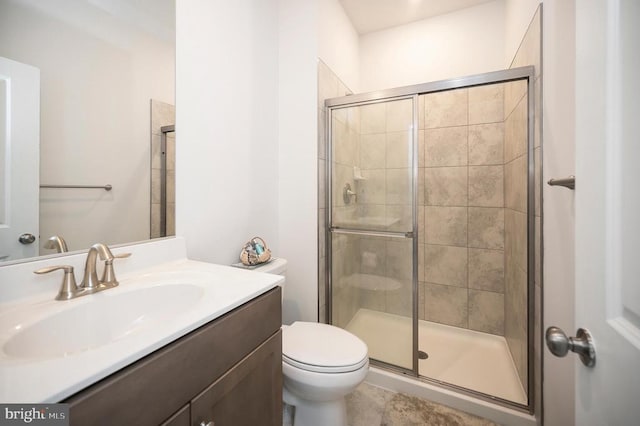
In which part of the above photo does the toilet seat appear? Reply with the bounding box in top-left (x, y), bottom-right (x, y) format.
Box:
top-left (283, 354), bottom-right (368, 373)
top-left (282, 322), bottom-right (368, 374)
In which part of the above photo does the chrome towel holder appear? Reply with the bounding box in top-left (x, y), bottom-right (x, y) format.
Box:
top-left (547, 176), bottom-right (575, 190)
top-left (40, 184), bottom-right (112, 191)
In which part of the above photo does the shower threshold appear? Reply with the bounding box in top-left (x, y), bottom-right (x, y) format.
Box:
top-left (344, 308), bottom-right (527, 405)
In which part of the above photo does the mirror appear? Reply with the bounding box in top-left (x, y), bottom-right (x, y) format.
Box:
top-left (0, 0), bottom-right (175, 263)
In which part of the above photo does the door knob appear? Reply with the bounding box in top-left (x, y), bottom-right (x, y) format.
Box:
top-left (545, 326), bottom-right (596, 367)
top-left (18, 233), bottom-right (36, 244)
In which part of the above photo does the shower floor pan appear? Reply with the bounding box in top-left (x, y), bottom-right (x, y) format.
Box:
top-left (345, 308), bottom-right (527, 405)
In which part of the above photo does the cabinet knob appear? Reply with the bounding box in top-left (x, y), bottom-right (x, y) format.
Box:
top-left (199, 421), bottom-right (214, 426)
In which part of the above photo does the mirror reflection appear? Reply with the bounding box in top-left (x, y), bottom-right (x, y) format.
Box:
top-left (0, 0), bottom-right (176, 263)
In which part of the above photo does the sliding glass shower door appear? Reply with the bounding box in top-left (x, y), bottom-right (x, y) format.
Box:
top-left (327, 97), bottom-right (417, 371)
top-left (324, 67), bottom-right (536, 411)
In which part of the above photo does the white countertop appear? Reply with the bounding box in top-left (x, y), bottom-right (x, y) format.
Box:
top-left (0, 258), bottom-right (282, 402)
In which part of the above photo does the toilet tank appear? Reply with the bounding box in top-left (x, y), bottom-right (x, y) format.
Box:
top-left (252, 258), bottom-right (287, 276)
top-left (252, 258), bottom-right (287, 304)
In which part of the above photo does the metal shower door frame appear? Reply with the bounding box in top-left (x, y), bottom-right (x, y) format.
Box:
top-left (326, 93), bottom-right (420, 376)
top-left (160, 124), bottom-right (175, 238)
top-left (324, 66), bottom-right (536, 413)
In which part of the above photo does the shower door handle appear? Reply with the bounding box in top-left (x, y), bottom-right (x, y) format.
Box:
top-left (545, 326), bottom-right (596, 367)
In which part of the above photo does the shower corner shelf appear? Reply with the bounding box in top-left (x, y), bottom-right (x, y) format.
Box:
top-left (353, 166), bottom-right (367, 181)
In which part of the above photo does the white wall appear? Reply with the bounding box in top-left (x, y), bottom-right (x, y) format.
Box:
top-left (505, 0), bottom-right (542, 65)
top-left (0, 0), bottom-right (174, 254)
top-left (177, 0), bottom-right (318, 325)
top-left (358, 0), bottom-right (506, 92)
top-left (318, 0), bottom-right (360, 92)
top-left (278, 0), bottom-right (319, 324)
top-left (176, 0), bottom-right (279, 265)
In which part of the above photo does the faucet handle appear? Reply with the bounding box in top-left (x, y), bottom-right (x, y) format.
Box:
top-left (101, 253), bottom-right (131, 288)
top-left (34, 265), bottom-right (84, 301)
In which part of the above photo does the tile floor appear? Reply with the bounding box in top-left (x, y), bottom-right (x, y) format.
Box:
top-left (283, 382), bottom-right (497, 426)
top-left (346, 383), bottom-right (498, 426)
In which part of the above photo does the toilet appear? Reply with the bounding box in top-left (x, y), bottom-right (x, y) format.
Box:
top-left (251, 258), bottom-right (369, 426)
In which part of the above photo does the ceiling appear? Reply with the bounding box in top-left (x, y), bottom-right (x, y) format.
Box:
top-left (339, 0), bottom-right (496, 34)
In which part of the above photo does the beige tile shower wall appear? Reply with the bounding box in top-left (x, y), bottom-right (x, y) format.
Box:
top-left (505, 5), bottom-right (542, 410)
top-left (357, 99), bottom-right (413, 232)
top-left (150, 100), bottom-right (175, 238)
top-left (348, 234), bottom-right (414, 320)
top-left (332, 103), bottom-right (360, 225)
top-left (331, 99), bottom-right (362, 327)
top-left (318, 60), bottom-right (354, 324)
top-left (504, 83), bottom-right (529, 392)
top-left (355, 98), bottom-right (414, 320)
top-left (331, 233), bottom-right (361, 328)
top-left (420, 84), bottom-right (506, 336)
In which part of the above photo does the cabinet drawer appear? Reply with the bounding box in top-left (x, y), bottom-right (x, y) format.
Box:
top-left (64, 287), bottom-right (281, 426)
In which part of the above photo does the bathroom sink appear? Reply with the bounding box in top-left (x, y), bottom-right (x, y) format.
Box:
top-left (0, 257), bottom-right (283, 403)
top-left (3, 284), bottom-right (204, 359)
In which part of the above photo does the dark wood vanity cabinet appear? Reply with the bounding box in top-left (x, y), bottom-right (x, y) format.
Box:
top-left (188, 333), bottom-right (282, 426)
top-left (64, 287), bottom-right (282, 426)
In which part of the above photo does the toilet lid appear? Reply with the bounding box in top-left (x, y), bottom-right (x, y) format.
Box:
top-left (282, 322), bottom-right (368, 373)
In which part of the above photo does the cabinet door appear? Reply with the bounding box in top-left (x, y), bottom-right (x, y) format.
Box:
top-left (64, 288), bottom-right (281, 426)
top-left (161, 404), bottom-right (190, 426)
top-left (191, 331), bottom-right (282, 426)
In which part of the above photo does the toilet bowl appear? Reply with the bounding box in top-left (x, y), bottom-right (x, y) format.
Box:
top-left (282, 321), bottom-right (369, 426)
top-left (251, 259), bottom-right (369, 426)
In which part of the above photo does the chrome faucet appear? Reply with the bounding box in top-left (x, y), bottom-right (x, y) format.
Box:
top-left (34, 265), bottom-right (85, 301)
top-left (34, 243), bottom-right (131, 300)
top-left (80, 243), bottom-right (115, 292)
top-left (100, 251), bottom-right (131, 288)
top-left (44, 235), bottom-right (69, 253)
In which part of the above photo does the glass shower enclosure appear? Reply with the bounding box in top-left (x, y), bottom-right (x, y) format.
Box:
top-left (325, 66), bottom-right (535, 411)
top-left (328, 96), bottom-right (418, 372)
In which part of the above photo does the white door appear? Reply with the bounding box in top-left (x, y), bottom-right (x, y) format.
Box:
top-left (542, 1), bottom-right (577, 424)
top-left (0, 57), bottom-right (40, 262)
top-left (550, 0), bottom-right (640, 424)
